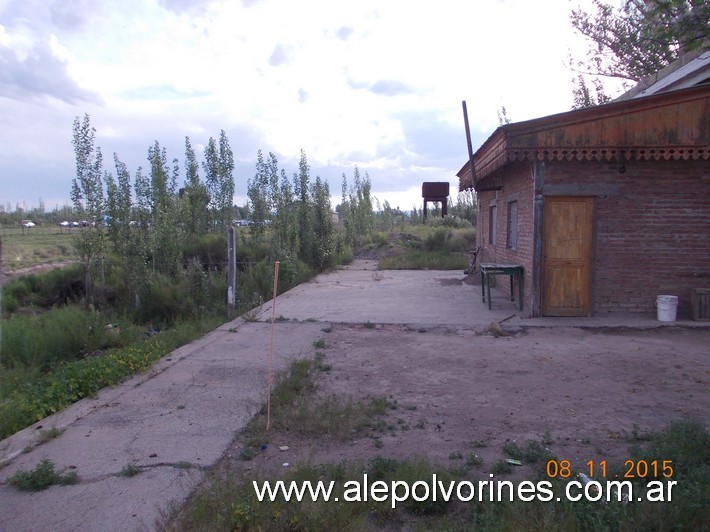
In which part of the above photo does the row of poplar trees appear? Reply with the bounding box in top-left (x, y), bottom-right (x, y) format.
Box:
top-left (247, 149), bottom-right (335, 272)
top-left (70, 114), bottom-right (235, 309)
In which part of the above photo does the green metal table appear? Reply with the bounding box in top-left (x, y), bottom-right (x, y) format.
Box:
top-left (480, 263), bottom-right (524, 311)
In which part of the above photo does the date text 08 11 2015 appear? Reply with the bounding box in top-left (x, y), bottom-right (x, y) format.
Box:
top-left (546, 459), bottom-right (674, 479)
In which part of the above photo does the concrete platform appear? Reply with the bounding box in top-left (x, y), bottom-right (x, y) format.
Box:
top-left (256, 260), bottom-right (708, 331)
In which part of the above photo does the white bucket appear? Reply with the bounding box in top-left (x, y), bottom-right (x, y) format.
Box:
top-left (656, 295), bottom-right (678, 322)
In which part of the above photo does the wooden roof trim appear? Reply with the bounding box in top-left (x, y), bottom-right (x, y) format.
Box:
top-left (507, 146), bottom-right (710, 163)
top-left (500, 84), bottom-right (709, 139)
top-left (457, 85), bottom-right (710, 190)
top-left (459, 146), bottom-right (709, 191)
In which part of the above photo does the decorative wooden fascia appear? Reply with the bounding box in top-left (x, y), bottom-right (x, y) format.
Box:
top-left (458, 85), bottom-right (709, 190)
top-left (504, 146), bottom-right (709, 163)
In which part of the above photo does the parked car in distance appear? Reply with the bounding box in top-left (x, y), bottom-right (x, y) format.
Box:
top-left (21, 220), bottom-right (35, 227)
top-left (60, 221), bottom-right (70, 227)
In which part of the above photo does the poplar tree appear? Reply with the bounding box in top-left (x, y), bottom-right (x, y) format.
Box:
top-left (182, 136), bottom-right (210, 236)
top-left (148, 141), bottom-right (181, 276)
top-left (311, 175), bottom-right (333, 271)
top-left (70, 114), bottom-right (106, 308)
top-left (203, 137), bottom-right (219, 229)
top-left (105, 154), bottom-right (147, 307)
top-left (247, 150), bottom-right (272, 242)
top-left (294, 150), bottom-right (314, 266)
top-left (217, 130), bottom-right (235, 227)
top-left (203, 131), bottom-right (235, 229)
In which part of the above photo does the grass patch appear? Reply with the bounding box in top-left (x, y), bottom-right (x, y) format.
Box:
top-left (502, 439), bottom-right (551, 464)
top-left (312, 338), bottom-right (327, 349)
top-left (379, 250), bottom-right (468, 270)
top-left (239, 447), bottom-right (256, 461)
top-left (314, 351), bottom-right (331, 372)
top-left (1, 306), bottom-right (130, 370)
top-left (7, 459), bottom-right (79, 491)
top-left (1, 229), bottom-right (78, 271)
top-left (491, 458), bottom-right (513, 475)
top-left (36, 427), bottom-right (64, 444)
top-left (237, 356), bottom-right (390, 452)
top-left (118, 463), bottom-right (142, 477)
top-left (466, 452), bottom-right (484, 468)
top-left (372, 225), bottom-right (474, 270)
top-left (0, 316), bottom-right (222, 439)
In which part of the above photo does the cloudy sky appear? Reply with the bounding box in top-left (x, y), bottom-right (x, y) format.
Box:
top-left (0, 0), bottom-right (614, 212)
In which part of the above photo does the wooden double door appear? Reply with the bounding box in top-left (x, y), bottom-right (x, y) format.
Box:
top-left (542, 197), bottom-right (594, 317)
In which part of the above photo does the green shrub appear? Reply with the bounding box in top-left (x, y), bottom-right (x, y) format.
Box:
top-left (135, 273), bottom-right (194, 325)
top-left (182, 233), bottom-right (228, 267)
top-left (371, 232), bottom-right (389, 248)
top-left (2, 290), bottom-right (19, 314)
top-left (36, 265), bottom-right (84, 305)
top-left (1, 266), bottom-right (85, 312)
top-left (187, 258), bottom-right (209, 312)
top-left (446, 228), bottom-right (476, 253)
top-left (424, 227), bottom-right (452, 251)
top-left (7, 459), bottom-right (79, 491)
top-left (2, 278), bottom-right (32, 310)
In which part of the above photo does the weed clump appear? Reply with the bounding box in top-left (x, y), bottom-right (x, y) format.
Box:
top-left (8, 459), bottom-right (79, 491)
top-left (118, 463), bottom-right (141, 477)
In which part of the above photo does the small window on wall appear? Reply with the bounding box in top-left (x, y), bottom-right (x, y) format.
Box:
top-left (488, 205), bottom-right (497, 245)
top-left (507, 201), bottom-right (518, 250)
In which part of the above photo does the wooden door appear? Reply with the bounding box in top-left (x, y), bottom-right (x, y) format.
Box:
top-left (542, 197), bottom-right (593, 316)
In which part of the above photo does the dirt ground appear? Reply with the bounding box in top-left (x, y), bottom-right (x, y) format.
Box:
top-left (225, 323), bottom-right (709, 481)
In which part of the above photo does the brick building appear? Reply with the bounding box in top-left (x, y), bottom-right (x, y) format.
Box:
top-left (457, 84), bottom-right (709, 318)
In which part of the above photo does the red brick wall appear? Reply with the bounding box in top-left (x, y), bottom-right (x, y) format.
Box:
top-left (476, 158), bottom-right (710, 318)
top-left (545, 158), bottom-right (710, 318)
top-left (476, 162), bottom-right (535, 314)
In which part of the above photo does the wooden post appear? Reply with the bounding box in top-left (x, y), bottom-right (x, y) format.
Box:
top-left (266, 261), bottom-right (280, 431)
top-left (532, 160), bottom-right (545, 318)
top-left (462, 101), bottom-right (477, 189)
top-left (227, 224), bottom-right (236, 318)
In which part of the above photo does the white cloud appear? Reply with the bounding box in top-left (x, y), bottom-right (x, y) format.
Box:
top-left (0, 0), bottom-right (613, 210)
